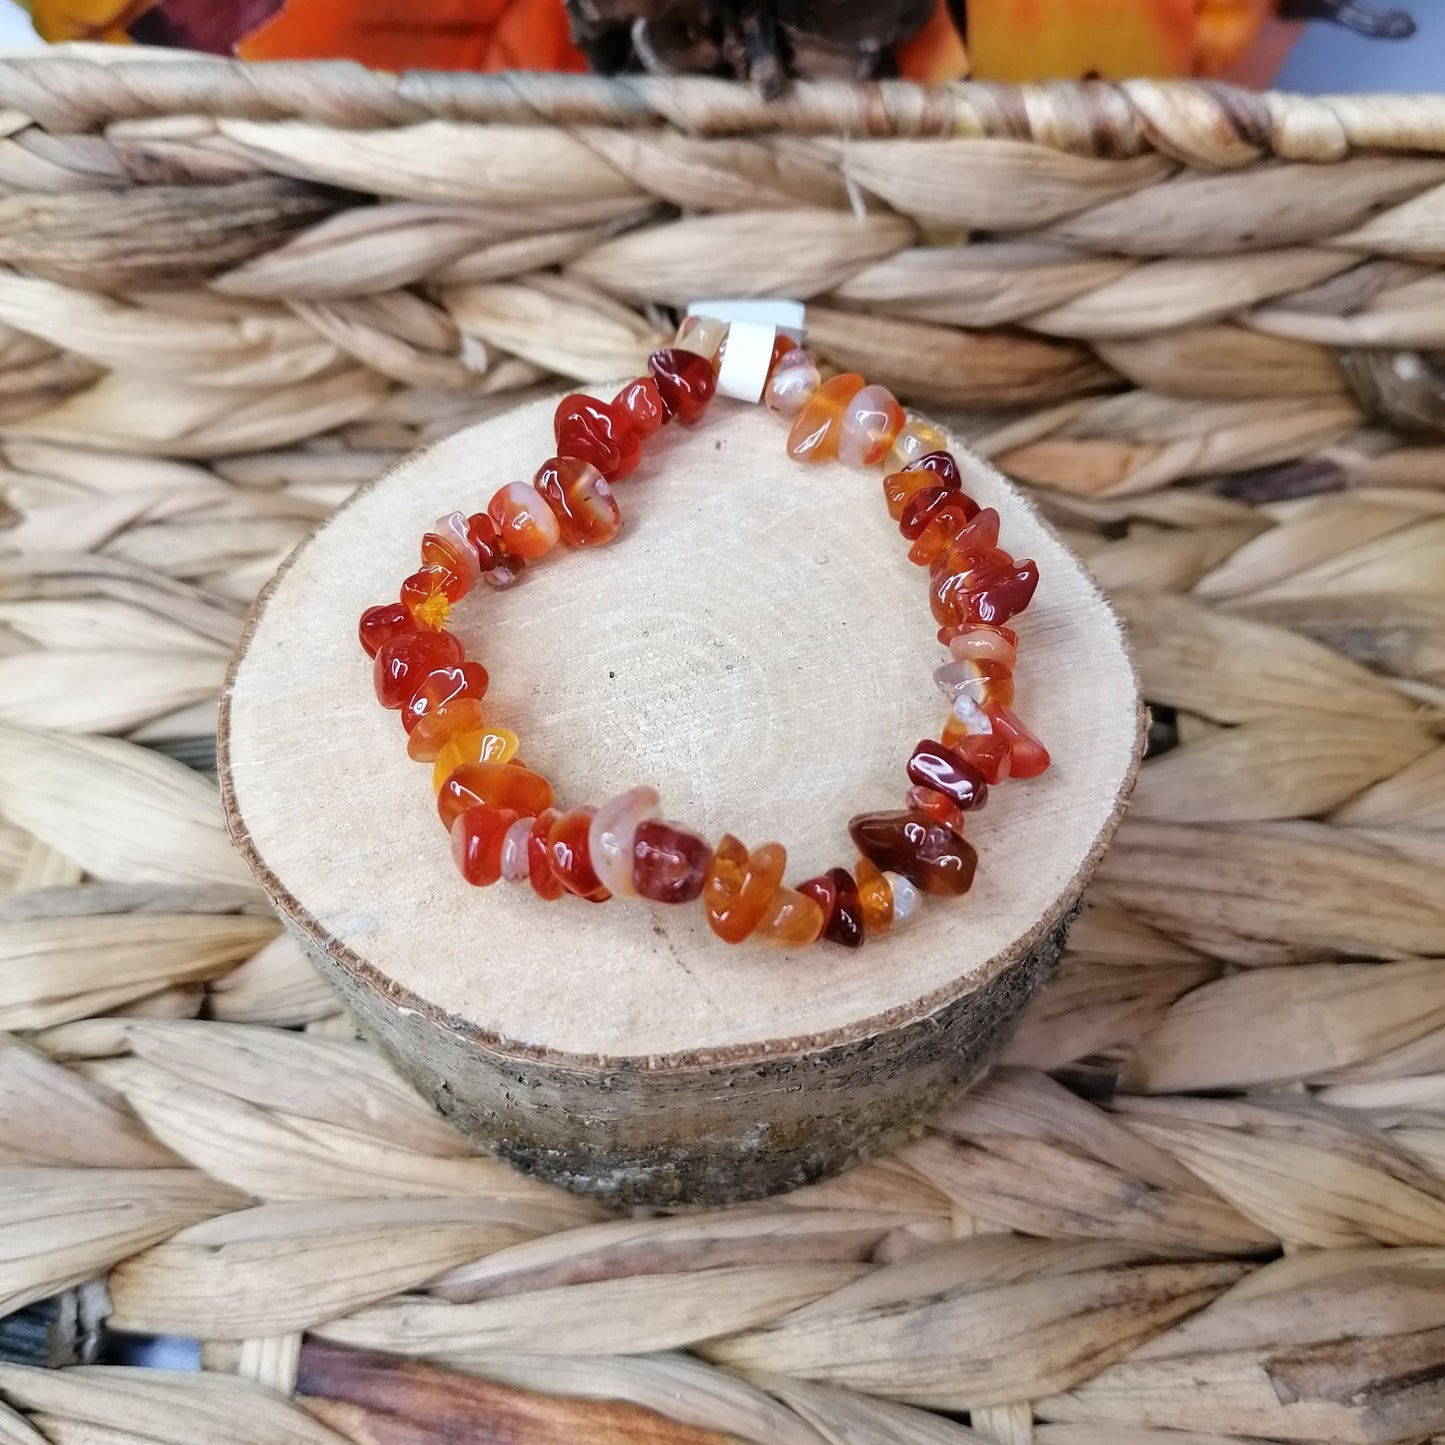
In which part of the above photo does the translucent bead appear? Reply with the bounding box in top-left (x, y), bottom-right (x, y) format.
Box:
top-left (984, 703), bottom-right (1051, 779)
top-left (402, 661), bottom-right (489, 735)
top-left (928, 508), bottom-right (1001, 575)
top-left (848, 810), bottom-right (977, 897)
top-left (909, 497), bottom-right (989, 567)
top-left (907, 451), bottom-right (963, 489)
top-left (929, 549), bottom-right (1019, 629)
top-left (886, 416), bottom-right (948, 473)
top-left (488, 481), bottom-right (561, 560)
top-left (884, 872), bottom-right (920, 927)
top-left (548, 806), bottom-right (611, 902)
top-left (534, 456), bottom-right (622, 548)
top-left (836, 384), bottom-right (904, 469)
top-left (933, 657), bottom-right (1015, 710)
top-left (703, 835), bottom-right (786, 944)
top-left (589, 785), bottom-right (660, 898)
top-left (907, 739), bottom-right (989, 811)
top-left (947, 732), bottom-right (1012, 784)
top-left (632, 819), bottom-right (713, 904)
top-left (968, 561), bottom-right (1040, 627)
top-left (752, 886), bottom-right (825, 947)
top-left (797, 868), bottom-right (864, 948)
top-left (554, 393), bottom-right (641, 481)
top-left (465, 513), bottom-right (503, 574)
top-left (787, 373), bottom-right (864, 463)
top-left (452, 805), bottom-right (520, 887)
top-left (854, 857), bottom-right (894, 935)
top-left (528, 808), bottom-right (565, 901)
top-left (899, 487), bottom-right (956, 541)
top-left (905, 784), bottom-right (965, 830)
top-left (406, 699), bottom-right (486, 762)
top-left (500, 815), bottom-right (535, 883)
top-left (763, 348), bottom-right (821, 419)
top-left (420, 533), bottom-right (474, 593)
top-left (648, 348), bottom-right (717, 425)
top-left (948, 623), bottom-right (1018, 670)
top-left (400, 564), bottom-right (462, 629)
top-left (432, 510), bottom-right (480, 583)
top-left (884, 469), bottom-right (944, 524)
top-left (481, 550), bottom-right (526, 589)
top-left (674, 314), bottom-right (728, 365)
top-left (613, 376), bottom-right (667, 439)
top-left (430, 726), bottom-right (520, 791)
top-left (359, 603), bottom-right (414, 659)
top-left (437, 761), bottom-right (554, 829)
top-left (373, 630), bottom-right (463, 710)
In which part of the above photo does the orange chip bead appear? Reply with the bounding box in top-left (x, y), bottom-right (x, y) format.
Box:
top-left (430, 726), bottom-right (520, 791)
top-left (703, 836), bottom-right (786, 944)
top-left (407, 698), bottom-right (486, 762)
top-left (751, 885), bottom-right (825, 947)
top-left (548, 805), bottom-right (611, 902)
top-left (787, 373), bottom-right (865, 463)
top-left (420, 530), bottom-right (474, 583)
top-left (854, 857), bottom-right (894, 935)
top-left (437, 761), bottom-right (554, 830)
top-left (534, 456), bottom-right (622, 548)
top-left (487, 481), bottom-right (561, 560)
top-left (400, 564), bottom-right (463, 630)
top-left (402, 662), bottom-right (490, 735)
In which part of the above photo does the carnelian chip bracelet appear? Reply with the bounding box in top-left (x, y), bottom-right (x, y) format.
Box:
top-left (358, 324), bottom-right (1050, 950)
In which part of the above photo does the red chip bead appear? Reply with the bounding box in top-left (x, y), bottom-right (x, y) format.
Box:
top-left (632, 819), bottom-right (713, 904)
top-left (797, 868), bottom-right (864, 948)
top-left (554, 393), bottom-right (641, 482)
top-left (488, 481), bottom-right (561, 560)
top-left (929, 548), bottom-right (1017, 629)
top-left (401, 661), bottom-right (490, 735)
top-left (527, 808), bottom-right (566, 901)
top-left (534, 456), bottom-right (622, 547)
top-left (548, 805), bottom-right (611, 902)
top-left (909, 498), bottom-right (989, 567)
top-left (465, 513), bottom-right (503, 573)
top-left (373, 630), bottom-right (463, 710)
top-left (984, 703), bottom-right (1051, 778)
top-left (358, 603), bottom-right (414, 659)
top-left (907, 739), bottom-right (989, 811)
top-left (907, 451), bottom-right (963, 489)
top-left (613, 376), bottom-right (667, 439)
top-left (967, 560), bottom-right (1040, 626)
top-left (451, 804), bottom-right (520, 887)
top-left (950, 733), bottom-right (1012, 785)
top-left (905, 785), bottom-right (965, 830)
top-left (848, 810), bottom-right (978, 896)
top-left (898, 486), bottom-right (954, 541)
top-left (648, 348), bottom-right (718, 425)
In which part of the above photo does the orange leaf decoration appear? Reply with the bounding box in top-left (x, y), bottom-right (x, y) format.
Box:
top-left (238, 0), bottom-right (588, 72)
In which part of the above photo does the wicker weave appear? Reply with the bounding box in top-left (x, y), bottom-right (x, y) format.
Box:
top-left (0, 48), bottom-right (1443, 1445)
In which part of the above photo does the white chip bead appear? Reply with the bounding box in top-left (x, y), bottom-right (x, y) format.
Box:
top-left (589, 786), bottom-right (660, 898)
top-left (433, 509), bottom-right (479, 583)
top-left (884, 872), bottom-right (919, 927)
top-left (500, 816), bottom-right (535, 883)
top-left (951, 692), bottom-right (993, 734)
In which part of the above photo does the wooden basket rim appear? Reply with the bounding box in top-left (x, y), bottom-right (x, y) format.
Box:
top-left (5, 47), bottom-right (1445, 161)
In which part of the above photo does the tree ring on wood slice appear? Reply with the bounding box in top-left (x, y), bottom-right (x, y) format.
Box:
top-left (220, 389), bottom-right (1143, 1206)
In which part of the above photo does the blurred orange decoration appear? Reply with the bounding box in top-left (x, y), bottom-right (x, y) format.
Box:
top-left (19, 0), bottom-right (1409, 85)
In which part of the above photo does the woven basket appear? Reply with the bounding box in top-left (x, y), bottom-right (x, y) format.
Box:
top-left (2, 47), bottom-right (1445, 1445)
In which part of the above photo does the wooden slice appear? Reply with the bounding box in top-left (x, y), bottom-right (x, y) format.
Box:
top-left (220, 390), bottom-right (1142, 1205)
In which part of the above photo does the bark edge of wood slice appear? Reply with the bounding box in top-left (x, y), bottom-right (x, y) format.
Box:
top-left (220, 390), bottom-right (1143, 1205)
